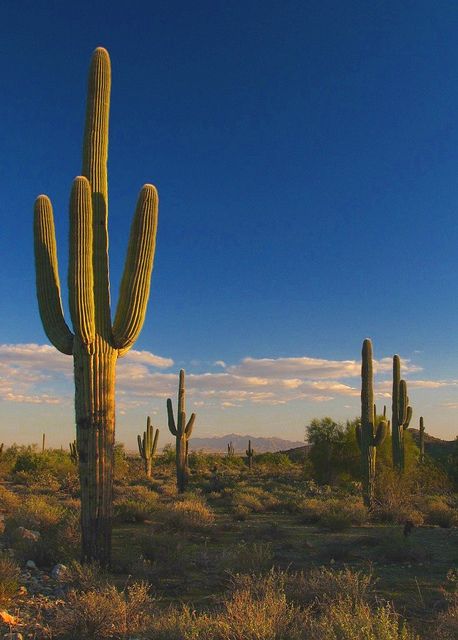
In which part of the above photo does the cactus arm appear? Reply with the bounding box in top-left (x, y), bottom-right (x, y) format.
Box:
top-left (34, 195), bottom-right (74, 355)
top-left (82, 47), bottom-right (111, 338)
top-left (113, 185), bottom-right (159, 354)
top-left (404, 405), bottom-right (412, 429)
top-left (152, 428), bottom-right (159, 455)
top-left (185, 413), bottom-right (196, 438)
top-left (137, 434), bottom-right (143, 457)
top-left (167, 398), bottom-right (178, 436)
top-left (68, 177), bottom-right (95, 345)
top-left (374, 420), bottom-right (387, 446)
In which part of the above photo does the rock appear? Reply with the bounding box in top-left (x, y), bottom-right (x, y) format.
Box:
top-left (51, 564), bottom-right (68, 581)
top-left (25, 560), bottom-right (37, 571)
top-left (16, 527), bottom-right (40, 542)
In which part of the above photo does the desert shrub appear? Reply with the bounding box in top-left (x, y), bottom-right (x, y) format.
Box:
top-left (0, 553), bottom-right (20, 604)
top-left (307, 598), bottom-right (418, 639)
top-left (4, 495), bottom-right (80, 565)
top-left (372, 467), bottom-right (423, 525)
top-left (52, 582), bottom-right (154, 639)
top-left (423, 498), bottom-right (458, 528)
top-left (113, 443), bottom-right (130, 482)
top-left (157, 495), bottom-right (214, 532)
top-left (231, 487), bottom-right (280, 514)
top-left (254, 452), bottom-right (293, 470)
top-left (221, 542), bottom-right (274, 574)
top-left (283, 566), bottom-right (374, 608)
top-left (114, 487), bottom-right (157, 523)
top-left (144, 605), bottom-right (216, 640)
top-left (63, 561), bottom-right (109, 592)
top-left (301, 497), bottom-right (367, 530)
top-left (0, 485), bottom-right (21, 512)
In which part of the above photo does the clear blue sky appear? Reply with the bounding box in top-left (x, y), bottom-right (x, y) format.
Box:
top-left (1, 0), bottom-right (458, 446)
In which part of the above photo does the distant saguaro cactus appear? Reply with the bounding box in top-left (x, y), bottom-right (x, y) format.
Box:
top-left (167, 370), bottom-right (195, 492)
top-left (246, 440), bottom-right (254, 468)
top-left (419, 416), bottom-right (425, 464)
top-left (69, 440), bottom-right (79, 465)
top-left (227, 442), bottom-right (235, 457)
top-left (33, 48), bottom-right (158, 565)
top-left (137, 417), bottom-right (159, 478)
top-left (42, 433), bottom-right (46, 454)
top-left (391, 355), bottom-right (412, 472)
top-left (357, 339), bottom-right (388, 508)
top-left (0, 443), bottom-right (4, 459)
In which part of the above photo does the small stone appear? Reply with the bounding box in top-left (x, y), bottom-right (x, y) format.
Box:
top-left (51, 564), bottom-right (68, 581)
top-left (25, 560), bottom-right (37, 571)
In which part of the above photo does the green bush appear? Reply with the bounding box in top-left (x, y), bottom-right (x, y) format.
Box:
top-left (0, 553), bottom-right (20, 604)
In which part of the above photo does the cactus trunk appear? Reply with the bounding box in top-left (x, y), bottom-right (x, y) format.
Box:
top-left (74, 346), bottom-right (116, 564)
top-left (419, 416), bottom-right (425, 464)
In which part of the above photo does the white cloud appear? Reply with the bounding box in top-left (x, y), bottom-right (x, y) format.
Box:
top-left (0, 343), bottom-right (449, 413)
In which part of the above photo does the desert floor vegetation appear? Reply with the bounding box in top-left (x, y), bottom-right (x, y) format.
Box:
top-left (0, 444), bottom-right (456, 638)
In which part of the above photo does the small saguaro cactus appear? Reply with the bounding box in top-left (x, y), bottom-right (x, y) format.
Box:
top-left (227, 442), bottom-right (235, 457)
top-left (419, 416), bottom-right (425, 464)
top-left (391, 355), bottom-right (412, 472)
top-left (42, 433), bottom-right (46, 454)
top-left (33, 48), bottom-right (158, 565)
top-left (246, 440), bottom-right (254, 468)
top-left (69, 440), bottom-right (79, 465)
top-left (137, 417), bottom-right (159, 478)
top-left (167, 370), bottom-right (196, 493)
top-left (0, 443), bottom-right (4, 459)
top-left (357, 339), bottom-right (388, 508)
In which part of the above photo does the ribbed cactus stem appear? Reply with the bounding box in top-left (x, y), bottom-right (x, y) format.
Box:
top-left (357, 339), bottom-right (387, 508)
top-left (69, 440), bottom-right (79, 465)
top-left (167, 370), bottom-right (196, 492)
top-left (419, 416), bottom-right (425, 464)
top-left (137, 417), bottom-right (159, 478)
top-left (33, 48), bottom-right (158, 566)
top-left (391, 355), bottom-right (412, 472)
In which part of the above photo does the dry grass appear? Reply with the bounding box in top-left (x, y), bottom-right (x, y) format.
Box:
top-left (52, 582), bottom-right (154, 639)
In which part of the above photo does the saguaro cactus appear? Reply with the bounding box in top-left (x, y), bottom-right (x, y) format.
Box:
top-left (137, 417), bottom-right (159, 478)
top-left (69, 440), bottom-right (79, 465)
top-left (42, 433), bottom-right (46, 454)
top-left (227, 442), bottom-right (235, 457)
top-left (357, 339), bottom-right (388, 508)
top-left (419, 416), bottom-right (425, 464)
top-left (391, 355), bottom-right (412, 472)
top-left (33, 48), bottom-right (158, 565)
top-left (167, 370), bottom-right (195, 492)
top-left (246, 440), bottom-right (254, 468)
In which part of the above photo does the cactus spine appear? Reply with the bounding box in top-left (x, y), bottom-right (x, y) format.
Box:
top-left (246, 440), bottom-right (254, 468)
top-left (33, 48), bottom-right (158, 565)
top-left (137, 417), bottom-right (159, 478)
top-left (357, 339), bottom-right (388, 508)
top-left (167, 370), bottom-right (195, 493)
top-left (69, 440), bottom-right (79, 465)
top-left (419, 416), bottom-right (425, 464)
top-left (391, 355), bottom-right (412, 472)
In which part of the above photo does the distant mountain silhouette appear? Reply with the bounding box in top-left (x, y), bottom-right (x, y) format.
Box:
top-left (189, 433), bottom-right (304, 453)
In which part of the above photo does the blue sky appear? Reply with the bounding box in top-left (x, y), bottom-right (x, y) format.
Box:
top-left (1, 0), bottom-right (458, 447)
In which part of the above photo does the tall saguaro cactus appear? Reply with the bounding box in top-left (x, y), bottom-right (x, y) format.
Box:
top-left (33, 48), bottom-right (158, 565)
top-left (137, 417), bottom-right (159, 478)
top-left (357, 339), bottom-right (387, 508)
top-left (419, 416), bottom-right (425, 464)
top-left (246, 440), bottom-right (254, 469)
top-left (167, 370), bottom-right (195, 493)
top-left (391, 355), bottom-right (412, 472)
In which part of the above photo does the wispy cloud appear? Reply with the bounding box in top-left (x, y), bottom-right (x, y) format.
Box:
top-left (0, 344), bottom-right (451, 412)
